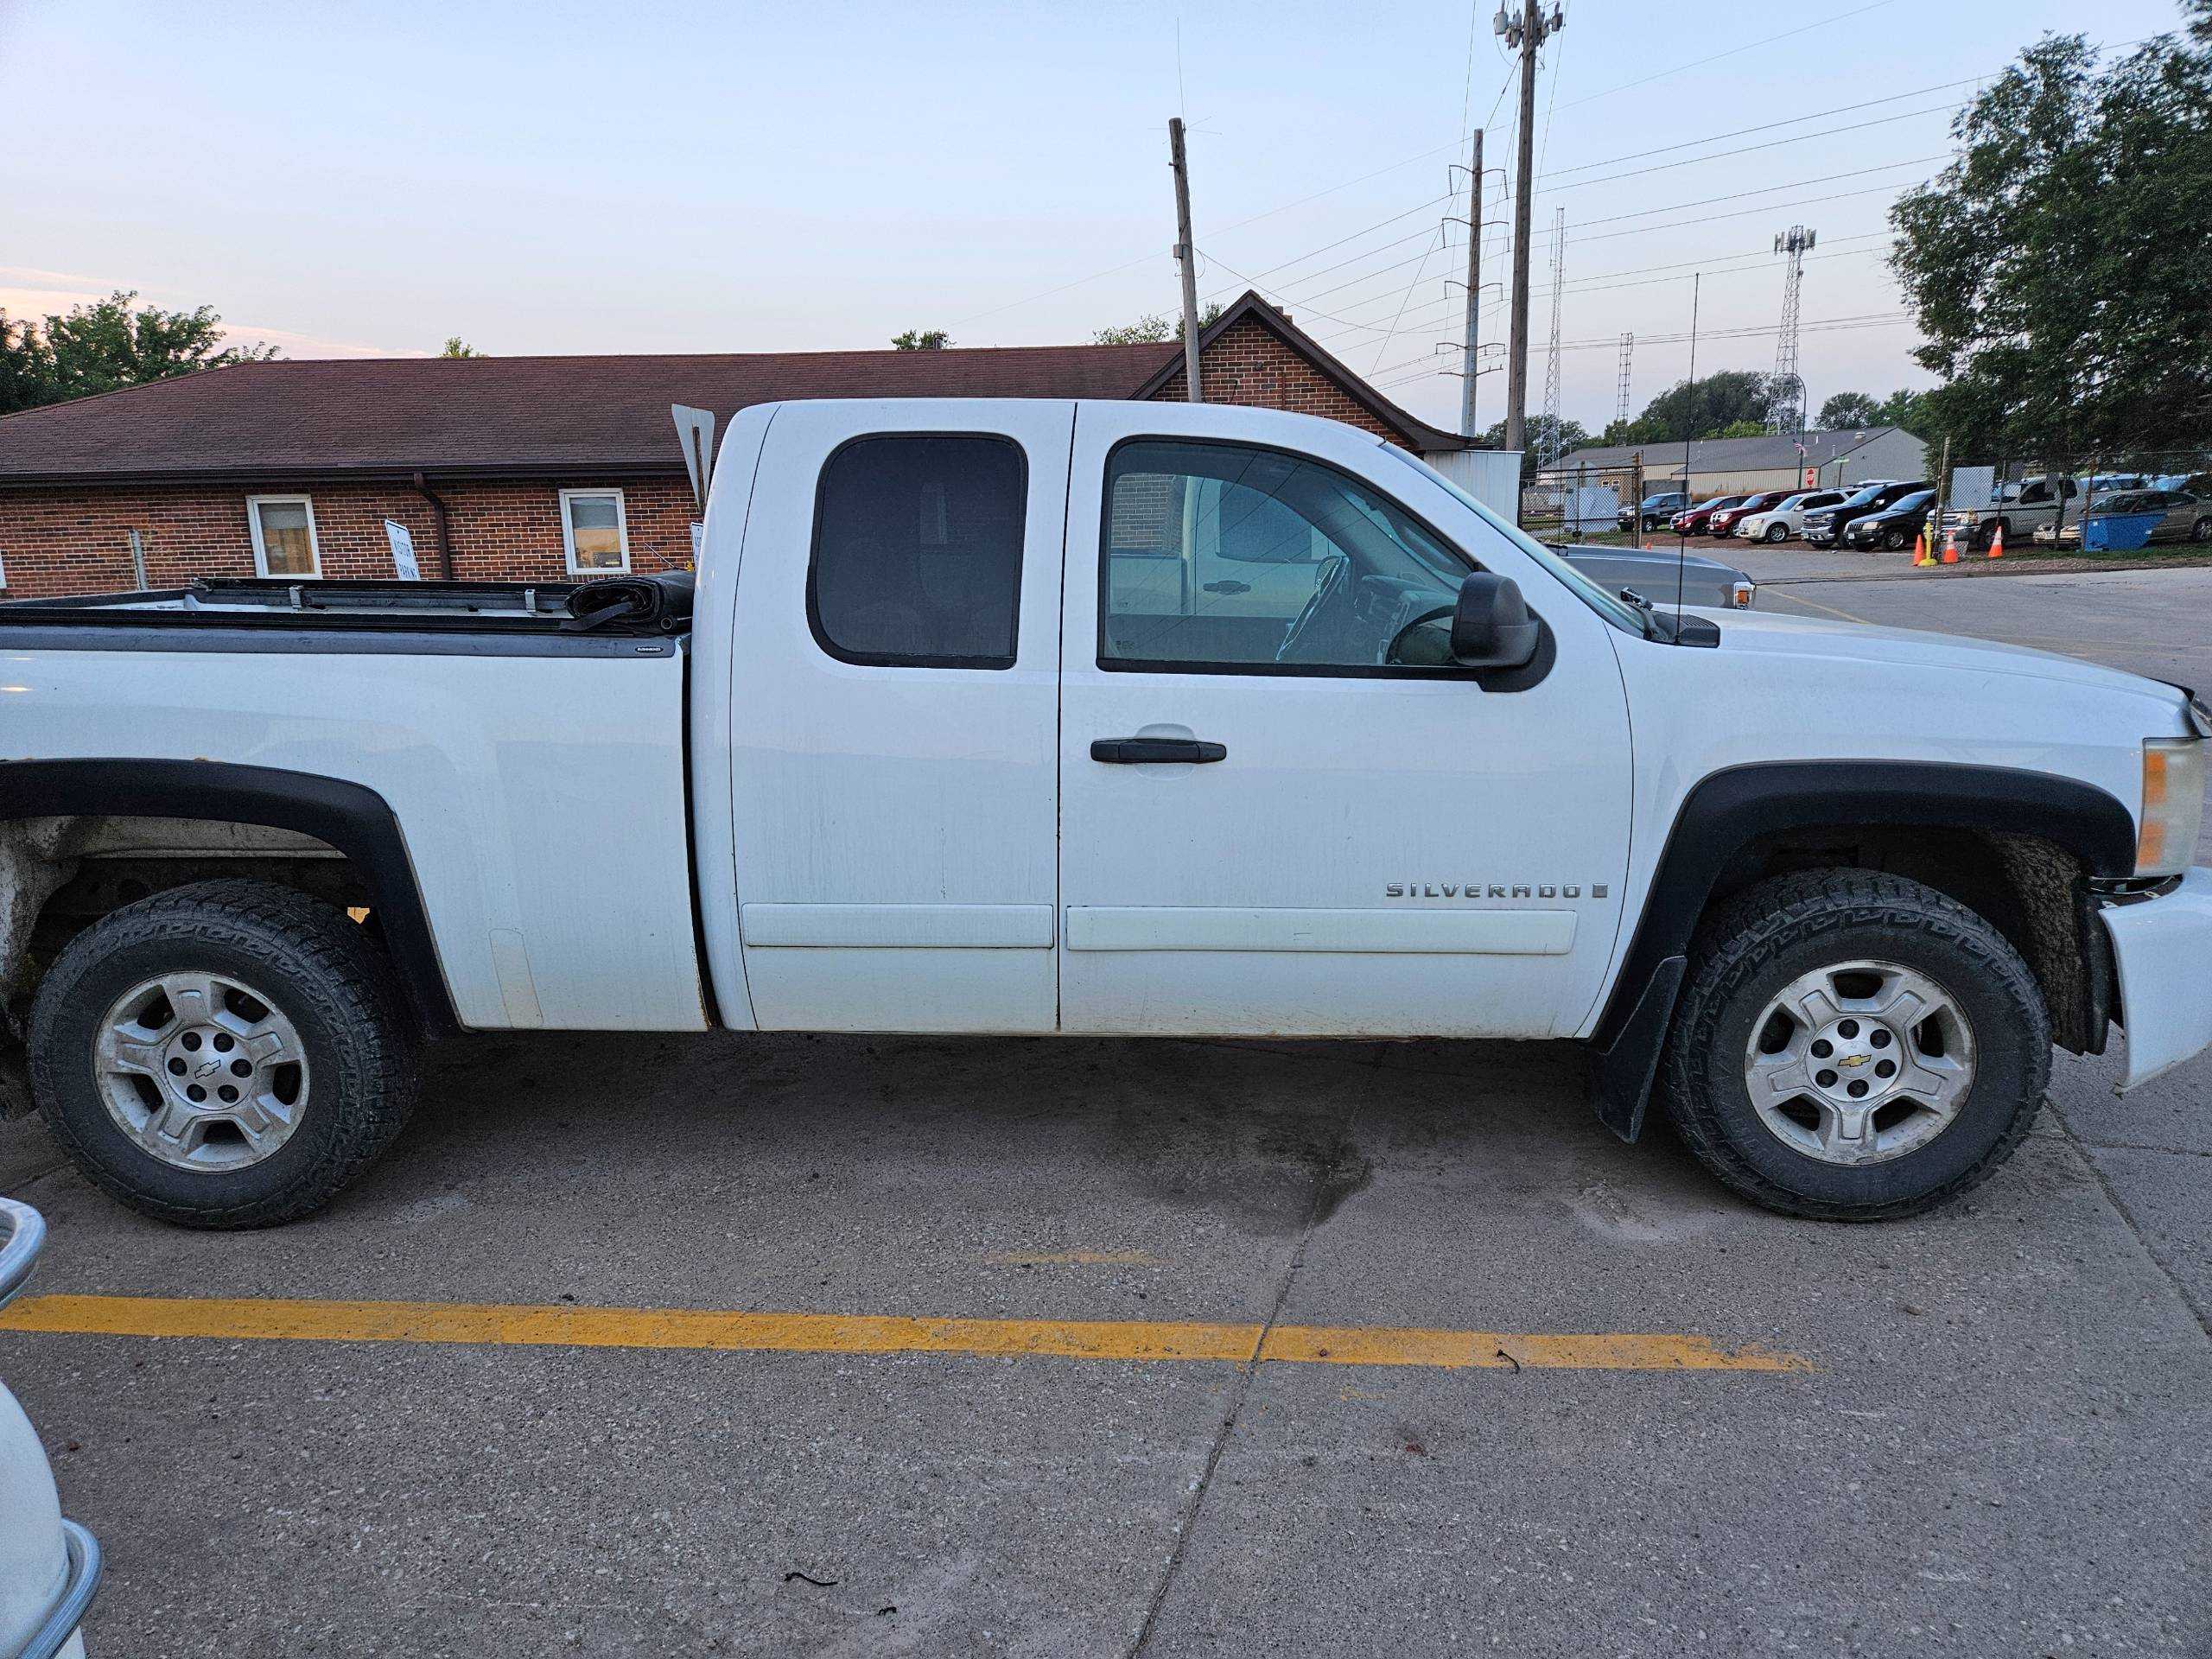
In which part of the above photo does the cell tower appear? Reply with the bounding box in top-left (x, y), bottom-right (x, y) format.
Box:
top-left (1770, 225), bottom-right (1815, 436)
top-left (1540, 206), bottom-right (1566, 468)
top-left (1615, 331), bottom-right (1634, 428)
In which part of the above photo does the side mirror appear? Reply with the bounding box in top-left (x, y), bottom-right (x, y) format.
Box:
top-left (1450, 572), bottom-right (1541, 669)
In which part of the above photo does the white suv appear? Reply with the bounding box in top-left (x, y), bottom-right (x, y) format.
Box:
top-left (1737, 489), bottom-right (1852, 543)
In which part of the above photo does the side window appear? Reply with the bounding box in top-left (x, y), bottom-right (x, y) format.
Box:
top-left (1101, 440), bottom-right (1471, 672)
top-left (247, 494), bottom-right (320, 577)
top-left (809, 435), bottom-right (1026, 668)
top-left (561, 488), bottom-right (631, 575)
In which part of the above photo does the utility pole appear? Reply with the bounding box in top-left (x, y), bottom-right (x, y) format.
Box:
top-left (1168, 117), bottom-right (1204, 404)
top-left (1498, 1), bottom-right (1562, 455)
top-left (1459, 127), bottom-right (1484, 439)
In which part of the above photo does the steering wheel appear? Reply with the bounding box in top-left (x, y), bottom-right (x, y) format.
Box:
top-left (1384, 602), bottom-right (1457, 668)
top-left (1274, 555), bottom-right (1351, 664)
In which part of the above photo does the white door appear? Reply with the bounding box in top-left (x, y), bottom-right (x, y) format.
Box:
top-left (1058, 403), bottom-right (1637, 1038)
top-left (728, 400), bottom-right (1070, 1032)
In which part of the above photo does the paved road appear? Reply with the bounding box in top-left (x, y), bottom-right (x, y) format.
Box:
top-left (3, 563), bottom-right (2209, 1658)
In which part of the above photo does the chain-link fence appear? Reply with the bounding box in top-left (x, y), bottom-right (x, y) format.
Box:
top-left (1930, 447), bottom-right (2212, 556)
top-left (1518, 461), bottom-right (1656, 543)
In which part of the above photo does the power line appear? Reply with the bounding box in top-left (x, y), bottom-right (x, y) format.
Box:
top-left (1552, 0), bottom-right (1901, 112)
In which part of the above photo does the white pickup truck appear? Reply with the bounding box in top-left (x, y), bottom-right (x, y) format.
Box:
top-left (3, 398), bottom-right (2209, 1229)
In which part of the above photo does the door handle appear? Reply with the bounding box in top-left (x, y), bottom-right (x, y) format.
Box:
top-left (1090, 736), bottom-right (1228, 765)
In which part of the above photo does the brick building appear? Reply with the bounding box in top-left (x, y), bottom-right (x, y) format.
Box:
top-left (0, 291), bottom-right (1466, 598)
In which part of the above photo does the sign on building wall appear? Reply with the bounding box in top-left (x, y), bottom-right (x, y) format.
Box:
top-left (384, 519), bottom-right (421, 581)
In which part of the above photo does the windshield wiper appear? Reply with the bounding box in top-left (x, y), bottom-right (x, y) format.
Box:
top-left (1618, 586), bottom-right (1653, 611)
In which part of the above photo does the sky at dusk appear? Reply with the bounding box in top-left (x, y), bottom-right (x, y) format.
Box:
top-left (0, 0), bottom-right (2193, 434)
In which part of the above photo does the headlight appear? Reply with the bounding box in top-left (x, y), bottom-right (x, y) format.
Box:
top-left (2136, 737), bottom-right (2206, 877)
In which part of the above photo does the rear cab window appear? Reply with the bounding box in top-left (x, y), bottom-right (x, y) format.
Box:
top-left (808, 435), bottom-right (1027, 668)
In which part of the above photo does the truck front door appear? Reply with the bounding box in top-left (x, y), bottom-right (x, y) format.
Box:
top-left (1056, 404), bottom-right (1635, 1038)
top-left (725, 400), bottom-right (1068, 1032)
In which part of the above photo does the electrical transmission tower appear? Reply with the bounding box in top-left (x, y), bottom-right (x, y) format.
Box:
top-left (1770, 225), bottom-right (1815, 436)
top-left (1540, 205), bottom-right (1565, 468)
top-left (1615, 332), bottom-right (1633, 429)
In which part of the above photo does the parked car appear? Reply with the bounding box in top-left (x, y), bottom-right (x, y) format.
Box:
top-left (1669, 494), bottom-right (1746, 536)
top-left (1554, 543), bottom-right (1756, 609)
top-left (0, 1199), bottom-right (100, 1659)
top-left (1617, 491), bottom-right (1689, 533)
top-left (2034, 489), bottom-right (2212, 550)
top-left (1805, 480), bottom-right (1932, 546)
top-left (1707, 491), bottom-right (1792, 537)
top-left (2, 397), bottom-right (2209, 1228)
top-left (1736, 489), bottom-right (1852, 544)
top-left (1840, 489), bottom-right (1937, 551)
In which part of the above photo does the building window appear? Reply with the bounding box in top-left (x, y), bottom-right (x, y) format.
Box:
top-left (560, 488), bottom-right (631, 575)
top-left (247, 495), bottom-right (320, 578)
top-left (807, 434), bottom-right (1027, 668)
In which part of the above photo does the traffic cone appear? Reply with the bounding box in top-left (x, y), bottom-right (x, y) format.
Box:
top-left (1941, 527), bottom-right (1959, 564)
top-left (1913, 530), bottom-right (1930, 567)
top-left (1987, 522), bottom-right (2004, 559)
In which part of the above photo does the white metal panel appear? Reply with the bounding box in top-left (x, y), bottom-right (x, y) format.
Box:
top-left (3, 643), bottom-right (705, 1032)
top-left (1057, 400), bottom-right (1636, 1039)
top-left (1066, 906), bottom-right (1573, 954)
top-left (1427, 447), bottom-right (1524, 522)
top-left (2101, 868), bottom-right (2212, 1090)
top-left (724, 399), bottom-right (1070, 1033)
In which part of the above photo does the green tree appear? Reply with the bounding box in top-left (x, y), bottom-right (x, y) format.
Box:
top-left (1092, 302), bottom-right (1223, 346)
top-left (1872, 387), bottom-right (1935, 435)
top-left (1890, 6), bottom-right (2212, 456)
top-left (439, 337), bottom-right (483, 358)
top-left (1614, 371), bottom-right (1782, 444)
top-left (891, 328), bottom-right (951, 351)
top-left (1817, 391), bottom-right (1881, 428)
top-left (0, 290), bottom-right (278, 415)
top-left (1479, 414), bottom-right (1592, 480)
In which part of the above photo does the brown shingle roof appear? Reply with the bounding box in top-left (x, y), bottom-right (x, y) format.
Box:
top-left (0, 340), bottom-right (1180, 485)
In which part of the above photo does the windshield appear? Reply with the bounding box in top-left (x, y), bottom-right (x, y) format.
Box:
top-left (1887, 491), bottom-right (1933, 514)
top-left (1838, 486), bottom-right (1882, 508)
top-left (1770, 493), bottom-right (1809, 512)
top-left (1380, 445), bottom-right (1649, 636)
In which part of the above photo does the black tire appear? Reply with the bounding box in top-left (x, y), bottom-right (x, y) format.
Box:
top-left (1657, 868), bottom-right (2048, 1222)
top-left (1881, 526), bottom-right (1906, 551)
top-left (29, 879), bottom-right (419, 1229)
top-left (2191, 517), bottom-right (2212, 544)
top-left (1764, 522), bottom-right (1789, 543)
top-left (1975, 519), bottom-right (2004, 552)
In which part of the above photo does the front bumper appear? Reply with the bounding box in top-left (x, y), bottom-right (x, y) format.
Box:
top-left (2100, 868), bottom-right (2212, 1089)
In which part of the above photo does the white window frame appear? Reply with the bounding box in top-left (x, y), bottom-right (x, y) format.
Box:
top-left (559, 487), bottom-right (631, 575)
top-left (245, 493), bottom-right (321, 578)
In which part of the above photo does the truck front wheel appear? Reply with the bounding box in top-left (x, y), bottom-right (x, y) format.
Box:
top-left (29, 879), bottom-right (419, 1229)
top-left (1658, 869), bottom-right (2047, 1221)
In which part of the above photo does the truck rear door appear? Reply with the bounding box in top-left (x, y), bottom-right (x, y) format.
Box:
top-left (724, 400), bottom-right (1070, 1032)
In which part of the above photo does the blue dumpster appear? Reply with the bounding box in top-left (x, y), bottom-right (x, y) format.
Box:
top-left (2082, 511), bottom-right (2164, 551)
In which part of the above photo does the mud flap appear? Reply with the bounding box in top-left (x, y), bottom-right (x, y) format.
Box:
top-left (1585, 954), bottom-right (1687, 1143)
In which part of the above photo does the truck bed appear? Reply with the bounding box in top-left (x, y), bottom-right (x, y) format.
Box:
top-left (0, 575), bottom-right (708, 1033)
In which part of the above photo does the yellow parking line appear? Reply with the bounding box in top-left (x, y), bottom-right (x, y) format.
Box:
top-left (0, 1294), bottom-right (1811, 1374)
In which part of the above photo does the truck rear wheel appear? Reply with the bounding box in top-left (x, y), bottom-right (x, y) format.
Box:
top-left (29, 880), bottom-right (418, 1229)
top-left (1657, 869), bottom-right (2047, 1221)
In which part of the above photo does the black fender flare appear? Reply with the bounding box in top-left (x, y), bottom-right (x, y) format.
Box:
top-left (1586, 760), bottom-right (2136, 1141)
top-left (0, 759), bottom-right (459, 1036)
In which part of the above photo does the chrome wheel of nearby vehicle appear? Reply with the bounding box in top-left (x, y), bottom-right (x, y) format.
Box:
top-left (1741, 959), bottom-right (1974, 1167)
top-left (95, 971), bottom-right (309, 1172)
top-left (1764, 522), bottom-right (1788, 543)
top-left (2192, 516), bottom-right (2212, 543)
top-left (1882, 526), bottom-right (1906, 550)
